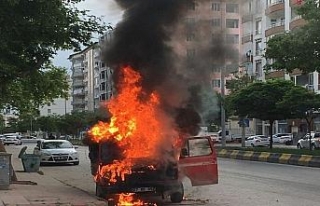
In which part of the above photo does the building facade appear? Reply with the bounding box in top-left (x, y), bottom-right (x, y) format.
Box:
top-left (240, 0), bottom-right (320, 136)
top-left (69, 32), bottom-right (115, 112)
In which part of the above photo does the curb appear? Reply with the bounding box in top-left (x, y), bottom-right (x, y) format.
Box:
top-left (217, 149), bottom-right (320, 168)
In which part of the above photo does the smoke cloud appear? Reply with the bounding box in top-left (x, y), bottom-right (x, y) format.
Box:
top-left (103, 0), bottom-right (238, 135)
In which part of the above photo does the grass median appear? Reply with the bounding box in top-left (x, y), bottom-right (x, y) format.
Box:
top-left (216, 146), bottom-right (320, 156)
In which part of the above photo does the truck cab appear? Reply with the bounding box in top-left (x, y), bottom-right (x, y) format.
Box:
top-left (89, 135), bottom-right (218, 205)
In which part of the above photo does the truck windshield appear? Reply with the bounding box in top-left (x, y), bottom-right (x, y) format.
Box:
top-left (100, 141), bottom-right (123, 164)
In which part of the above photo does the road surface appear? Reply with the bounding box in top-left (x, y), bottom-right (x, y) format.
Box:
top-left (6, 142), bottom-right (320, 206)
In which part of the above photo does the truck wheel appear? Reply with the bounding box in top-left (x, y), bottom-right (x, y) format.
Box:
top-left (107, 199), bottom-right (116, 206)
top-left (170, 192), bottom-right (184, 203)
top-left (170, 183), bottom-right (184, 203)
top-left (95, 183), bottom-right (106, 198)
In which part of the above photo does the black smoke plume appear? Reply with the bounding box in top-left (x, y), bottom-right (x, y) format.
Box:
top-left (102, 0), bottom-right (237, 136)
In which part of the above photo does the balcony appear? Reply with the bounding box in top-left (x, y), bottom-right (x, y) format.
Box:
top-left (71, 100), bottom-right (85, 105)
top-left (73, 89), bottom-right (85, 96)
top-left (265, 22), bottom-right (285, 37)
top-left (290, 0), bottom-right (304, 7)
top-left (242, 14), bottom-right (253, 23)
top-left (265, 70), bottom-right (285, 79)
top-left (73, 80), bottom-right (84, 87)
top-left (72, 71), bottom-right (83, 78)
top-left (289, 16), bottom-right (306, 30)
top-left (242, 34), bottom-right (252, 44)
top-left (265, 0), bottom-right (285, 17)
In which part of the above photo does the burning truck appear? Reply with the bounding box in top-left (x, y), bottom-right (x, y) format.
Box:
top-left (82, 0), bottom-right (228, 204)
top-left (83, 66), bottom-right (218, 205)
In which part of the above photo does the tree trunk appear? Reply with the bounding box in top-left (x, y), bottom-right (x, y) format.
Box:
top-left (269, 120), bottom-right (274, 149)
top-left (241, 125), bottom-right (246, 147)
top-left (306, 117), bottom-right (312, 151)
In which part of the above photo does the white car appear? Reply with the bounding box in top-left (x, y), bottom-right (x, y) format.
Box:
top-left (3, 135), bottom-right (22, 145)
top-left (245, 135), bottom-right (270, 147)
top-left (34, 139), bottom-right (79, 165)
top-left (271, 133), bottom-right (293, 144)
top-left (297, 132), bottom-right (320, 150)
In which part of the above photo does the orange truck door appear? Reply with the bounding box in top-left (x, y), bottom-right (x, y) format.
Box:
top-left (178, 136), bottom-right (218, 186)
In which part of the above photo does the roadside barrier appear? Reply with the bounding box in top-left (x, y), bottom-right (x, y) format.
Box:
top-left (217, 149), bottom-right (320, 168)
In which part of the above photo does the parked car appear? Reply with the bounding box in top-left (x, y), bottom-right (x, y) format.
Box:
top-left (3, 135), bottom-right (22, 145)
top-left (245, 135), bottom-right (270, 147)
top-left (0, 135), bottom-right (4, 144)
top-left (270, 133), bottom-right (293, 144)
top-left (297, 132), bottom-right (320, 150)
top-left (218, 130), bottom-right (234, 142)
top-left (34, 139), bottom-right (79, 165)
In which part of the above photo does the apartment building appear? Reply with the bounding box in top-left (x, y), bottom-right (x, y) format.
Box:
top-left (98, 31), bottom-right (115, 102)
top-left (69, 32), bottom-right (115, 112)
top-left (240, 0), bottom-right (320, 135)
top-left (69, 51), bottom-right (85, 111)
top-left (176, 0), bottom-right (241, 94)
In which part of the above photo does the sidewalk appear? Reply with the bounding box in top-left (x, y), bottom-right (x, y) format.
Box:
top-left (0, 153), bottom-right (108, 206)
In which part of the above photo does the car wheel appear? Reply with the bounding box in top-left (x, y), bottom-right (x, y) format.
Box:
top-left (73, 161), bottom-right (79, 165)
top-left (251, 143), bottom-right (255, 147)
top-left (297, 144), bottom-right (302, 149)
top-left (311, 144), bottom-right (316, 151)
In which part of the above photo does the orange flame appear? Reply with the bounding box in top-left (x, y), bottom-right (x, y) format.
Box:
top-left (88, 65), bottom-right (179, 184)
top-left (117, 193), bottom-right (145, 206)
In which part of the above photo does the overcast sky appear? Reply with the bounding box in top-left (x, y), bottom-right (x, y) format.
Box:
top-left (52, 0), bottom-right (123, 69)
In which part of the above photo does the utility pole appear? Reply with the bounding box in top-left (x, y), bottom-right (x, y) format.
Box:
top-left (221, 66), bottom-right (226, 147)
top-left (220, 3), bottom-right (226, 147)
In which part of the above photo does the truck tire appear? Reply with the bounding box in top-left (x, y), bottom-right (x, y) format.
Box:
top-left (170, 182), bottom-right (184, 203)
top-left (95, 183), bottom-right (107, 199)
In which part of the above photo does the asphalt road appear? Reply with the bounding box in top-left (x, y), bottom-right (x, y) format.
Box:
top-left (6, 143), bottom-right (320, 206)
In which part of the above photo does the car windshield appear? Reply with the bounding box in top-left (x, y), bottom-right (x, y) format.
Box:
top-left (257, 135), bottom-right (268, 139)
top-left (42, 141), bottom-right (73, 149)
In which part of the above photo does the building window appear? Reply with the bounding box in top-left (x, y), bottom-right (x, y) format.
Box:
top-left (226, 34), bottom-right (239, 44)
top-left (212, 79), bottom-right (221, 88)
top-left (255, 20), bottom-right (262, 34)
top-left (212, 18), bottom-right (221, 27)
top-left (255, 60), bottom-right (262, 77)
top-left (255, 39), bottom-right (263, 55)
top-left (188, 1), bottom-right (195, 10)
top-left (186, 18), bottom-right (195, 27)
top-left (226, 19), bottom-right (239, 28)
top-left (100, 71), bottom-right (106, 79)
top-left (212, 2), bottom-right (220, 11)
top-left (212, 65), bottom-right (220, 73)
top-left (47, 109), bottom-right (51, 114)
top-left (187, 49), bottom-right (196, 59)
top-left (100, 94), bottom-right (106, 101)
top-left (100, 82), bottom-right (106, 91)
top-left (226, 4), bottom-right (239, 13)
top-left (187, 33), bottom-right (195, 41)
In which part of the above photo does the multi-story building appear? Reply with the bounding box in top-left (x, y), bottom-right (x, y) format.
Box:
top-left (69, 51), bottom-right (86, 111)
top-left (69, 44), bottom-right (99, 112)
top-left (98, 31), bottom-right (115, 102)
top-left (240, 0), bottom-right (320, 135)
top-left (178, 0), bottom-right (241, 95)
top-left (69, 32), bottom-right (115, 112)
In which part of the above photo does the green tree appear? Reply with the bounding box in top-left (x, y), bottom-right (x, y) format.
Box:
top-left (265, 0), bottom-right (320, 73)
top-left (0, 114), bottom-right (5, 133)
top-left (36, 115), bottom-right (60, 134)
top-left (277, 86), bottom-right (320, 139)
top-left (0, 0), bottom-right (106, 111)
top-left (228, 79), bottom-right (296, 149)
top-left (226, 74), bottom-right (255, 93)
